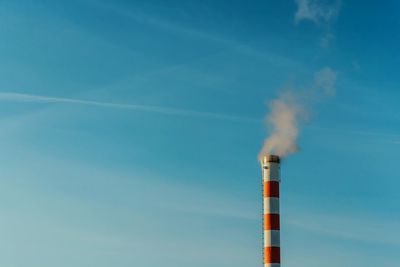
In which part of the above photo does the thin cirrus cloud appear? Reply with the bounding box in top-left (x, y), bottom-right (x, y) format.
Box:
top-left (85, 0), bottom-right (300, 68)
top-left (0, 92), bottom-right (257, 123)
top-left (2, 91), bottom-right (399, 145)
top-left (286, 210), bottom-right (400, 246)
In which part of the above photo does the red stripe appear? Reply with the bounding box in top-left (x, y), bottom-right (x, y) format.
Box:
top-left (264, 214), bottom-right (280, 230)
top-left (263, 181), bottom-right (279, 198)
top-left (264, 247), bottom-right (280, 263)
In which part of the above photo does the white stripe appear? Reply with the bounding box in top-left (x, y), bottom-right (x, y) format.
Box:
top-left (264, 264), bottom-right (280, 267)
top-left (264, 230), bottom-right (280, 247)
top-left (264, 197), bottom-right (280, 214)
top-left (263, 162), bottom-right (280, 182)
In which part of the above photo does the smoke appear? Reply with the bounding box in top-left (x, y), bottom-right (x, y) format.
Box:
top-left (259, 67), bottom-right (337, 159)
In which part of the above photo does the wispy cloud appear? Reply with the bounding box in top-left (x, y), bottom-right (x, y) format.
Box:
top-left (294, 0), bottom-right (342, 48)
top-left (294, 0), bottom-right (342, 25)
top-left (0, 92), bottom-right (257, 123)
top-left (0, 149), bottom-right (259, 266)
top-left (85, 0), bottom-right (300, 68)
top-left (287, 210), bottom-right (400, 246)
top-left (3, 92), bottom-right (399, 146)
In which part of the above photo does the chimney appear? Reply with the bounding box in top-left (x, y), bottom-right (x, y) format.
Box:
top-left (262, 155), bottom-right (281, 267)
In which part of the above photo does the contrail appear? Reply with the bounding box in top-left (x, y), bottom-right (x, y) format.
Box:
top-left (0, 92), bottom-right (258, 123)
top-left (0, 92), bottom-right (397, 144)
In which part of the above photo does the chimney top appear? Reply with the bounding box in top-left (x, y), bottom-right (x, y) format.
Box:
top-left (266, 155), bottom-right (280, 163)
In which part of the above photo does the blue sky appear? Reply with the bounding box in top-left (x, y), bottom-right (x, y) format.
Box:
top-left (0, 0), bottom-right (399, 266)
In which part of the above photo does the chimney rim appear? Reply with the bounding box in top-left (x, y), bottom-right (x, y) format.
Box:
top-left (266, 155), bottom-right (280, 163)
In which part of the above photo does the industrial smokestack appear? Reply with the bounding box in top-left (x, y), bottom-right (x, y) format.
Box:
top-left (258, 68), bottom-right (336, 265)
top-left (262, 155), bottom-right (281, 267)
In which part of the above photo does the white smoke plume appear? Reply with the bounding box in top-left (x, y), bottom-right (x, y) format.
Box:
top-left (259, 67), bottom-right (337, 159)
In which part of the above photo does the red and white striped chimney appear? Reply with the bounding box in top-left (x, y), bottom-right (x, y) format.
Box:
top-left (262, 155), bottom-right (281, 267)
